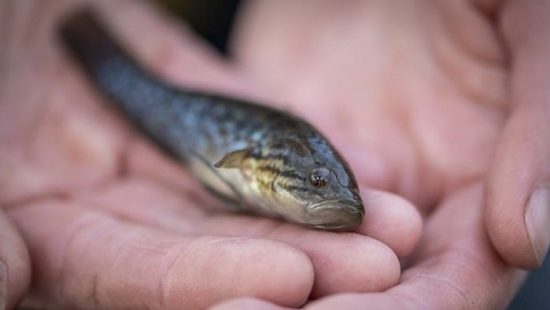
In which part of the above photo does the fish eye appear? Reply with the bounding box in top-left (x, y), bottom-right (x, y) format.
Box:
top-left (310, 166), bottom-right (330, 187)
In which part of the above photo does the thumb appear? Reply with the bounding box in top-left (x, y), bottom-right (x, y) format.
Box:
top-left (486, 0), bottom-right (550, 268)
top-left (0, 207), bottom-right (31, 309)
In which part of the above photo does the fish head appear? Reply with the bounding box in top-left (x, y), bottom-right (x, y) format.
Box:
top-left (217, 137), bottom-right (364, 231)
top-left (265, 138), bottom-right (364, 231)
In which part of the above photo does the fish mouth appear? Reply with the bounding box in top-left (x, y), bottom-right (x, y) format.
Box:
top-left (304, 199), bottom-right (364, 231)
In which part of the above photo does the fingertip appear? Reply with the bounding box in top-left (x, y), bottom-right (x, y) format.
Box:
top-left (230, 238), bottom-right (315, 307)
top-left (363, 240), bottom-right (402, 290)
top-left (485, 188), bottom-right (541, 269)
top-left (366, 240), bottom-right (402, 289)
top-left (359, 189), bottom-right (423, 257)
top-left (310, 235), bottom-right (401, 296)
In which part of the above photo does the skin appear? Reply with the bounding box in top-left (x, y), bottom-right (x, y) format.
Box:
top-left (0, 0), bottom-right (548, 309)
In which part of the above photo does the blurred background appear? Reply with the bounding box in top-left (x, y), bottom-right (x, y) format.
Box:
top-left (157, 0), bottom-right (241, 55)
top-left (156, 1), bottom-right (549, 309)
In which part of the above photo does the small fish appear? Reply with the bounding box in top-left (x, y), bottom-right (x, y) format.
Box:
top-left (59, 9), bottom-right (364, 231)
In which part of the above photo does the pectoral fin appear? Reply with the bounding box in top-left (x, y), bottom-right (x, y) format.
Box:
top-left (187, 150), bottom-right (245, 210)
top-left (214, 148), bottom-right (251, 169)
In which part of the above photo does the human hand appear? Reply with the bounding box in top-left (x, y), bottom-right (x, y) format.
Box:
top-left (212, 0), bottom-right (544, 308)
top-left (0, 0), bottom-right (422, 308)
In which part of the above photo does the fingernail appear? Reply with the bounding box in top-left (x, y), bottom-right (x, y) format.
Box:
top-left (525, 185), bottom-right (550, 265)
top-left (0, 261), bottom-right (6, 310)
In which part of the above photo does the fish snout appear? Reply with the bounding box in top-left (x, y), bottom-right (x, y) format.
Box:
top-left (305, 200), bottom-right (364, 231)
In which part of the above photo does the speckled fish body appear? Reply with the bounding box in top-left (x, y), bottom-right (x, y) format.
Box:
top-left (59, 10), bottom-right (364, 231)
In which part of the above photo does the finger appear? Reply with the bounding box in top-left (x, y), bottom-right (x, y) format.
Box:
top-left (358, 189), bottom-right (422, 257)
top-left (0, 207), bottom-right (30, 309)
top-left (486, 0), bottom-right (550, 268)
top-left (7, 200), bottom-right (314, 309)
top-left (486, 103), bottom-right (550, 268)
top-left (80, 178), bottom-right (402, 297)
top-left (309, 183), bottom-right (525, 309)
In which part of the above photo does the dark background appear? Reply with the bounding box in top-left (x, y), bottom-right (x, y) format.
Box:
top-left (156, 1), bottom-right (549, 308)
top-left (158, 0), bottom-right (241, 54)
top-left (510, 254), bottom-right (550, 309)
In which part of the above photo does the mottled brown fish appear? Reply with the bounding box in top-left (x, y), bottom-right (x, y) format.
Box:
top-left (59, 9), bottom-right (364, 231)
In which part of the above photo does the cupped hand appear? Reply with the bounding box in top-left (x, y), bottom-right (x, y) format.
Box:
top-left (0, 0), bottom-right (422, 308)
top-left (213, 0), bottom-right (546, 308)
